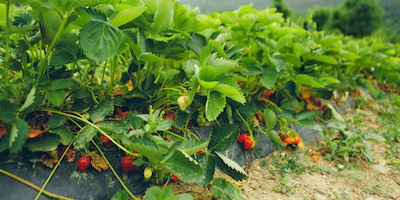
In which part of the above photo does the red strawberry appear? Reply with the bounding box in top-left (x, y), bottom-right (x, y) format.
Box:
top-left (171, 174), bottom-right (179, 181)
top-left (244, 138), bottom-right (254, 149)
top-left (101, 135), bottom-right (110, 145)
top-left (197, 150), bottom-right (204, 154)
top-left (237, 133), bottom-right (249, 143)
top-left (122, 155), bottom-right (140, 173)
top-left (78, 155), bottom-right (90, 172)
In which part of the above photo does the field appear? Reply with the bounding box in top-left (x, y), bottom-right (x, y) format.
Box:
top-left (0, 0), bottom-right (400, 199)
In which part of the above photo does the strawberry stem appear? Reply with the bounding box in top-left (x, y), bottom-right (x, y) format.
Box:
top-left (91, 140), bottom-right (139, 200)
top-left (34, 137), bottom-right (76, 200)
top-left (0, 169), bottom-right (74, 200)
top-left (235, 108), bottom-right (253, 137)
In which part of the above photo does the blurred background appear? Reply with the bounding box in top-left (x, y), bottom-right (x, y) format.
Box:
top-left (179, 0), bottom-right (400, 43)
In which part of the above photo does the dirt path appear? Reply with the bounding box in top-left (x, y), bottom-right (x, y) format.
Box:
top-left (168, 107), bottom-right (400, 200)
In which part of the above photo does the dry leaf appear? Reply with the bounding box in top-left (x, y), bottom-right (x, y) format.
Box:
top-left (90, 151), bottom-right (109, 171)
top-left (39, 150), bottom-right (59, 168)
top-left (28, 127), bottom-right (49, 138)
top-left (114, 106), bottom-right (129, 119)
top-left (58, 147), bottom-right (76, 163)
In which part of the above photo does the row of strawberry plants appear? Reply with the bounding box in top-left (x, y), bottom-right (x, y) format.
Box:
top-left (0, 0), bottom-right (399, 198)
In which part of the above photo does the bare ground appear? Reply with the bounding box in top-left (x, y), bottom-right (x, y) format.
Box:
top-left (168, 107), bottom-right (400, 200)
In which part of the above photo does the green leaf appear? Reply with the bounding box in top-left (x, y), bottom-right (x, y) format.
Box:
top-left (97, 119), bottom-right (131, 134)
top-left (80, 20), bottom-right (122, 64)
top-left (52, 79), bottom-right (74, 90)
top-left (176, 193), bottom-right (194, 200)
top-left (295, 74), bottom-right (324, 88)
top-left (39, 10), bottom-right (62, 45)
top-left (296, 110), bottom-right (319, 120)
top-left (198, 65), bottom-right (218, 89)
top-left (208, 124), bottom-right (239, 151)
top-left (74, 125), bottom-right (97, 149)
top-left (199, 44), bottom-right (213, 65)
top-left (155, 120), bottom-right (174, 131)
top-left (215, 33), bottom-right (232, 44)
top-left (51, 126), bottom-right (74, 145)
top-left (169, 140), bottom-right (209, 156)
top-left (211, 177), bottom-right (246, 200)
top-left (47, 114), bottom-right (69, 129)
top-left (282, 54), bottom-right (301, 68)
top-left (26, 133), bottom-right (61, 152)
top-left (271, 56), bottom-right (286, 72)
top-left (364, 134), bottom-right (386, 142)
top-left (213, 84), bottom-right (245, 104)
top-left (280, 99), bottom-right (297, 110)
top-left (19, 87), bottom-right (36, 113)
top-left (213, 152), bottom-right (248, 181)
top-left (111, 190), bottom-right (129, 200)
top-left (160, 69), bottom-right (180, 81)
top-left (122, 136), bottom-right (164, 160)
top-left (262, 109), bottom-right (277, 132)
top-left (9, 118), bottom-right (30, 154)
top-left (205, 91), bottom-right (226, 121)
top-left (0, 100), bottom-right (17, 123)
top-left (196, 153), bottom-right (216, 186)
top-left (266, 130), bottom-right (284, 151)
top-left (139, 52), bottom-right (163, 62)
top-left (277, 34), bottom-right (294, 50)
top-left (259, 67), bottom-right (278, 90)
top-left (160, 149), bottom-right (204, 184)
top-left (89, 98), bottom-right (114, 123)
top-left (153, 0), bottom-right (175, 34)
top-left (312, 55), bottom-right (338, 65)
top-left (110, 6), bottom-right (146, 27)
top-left (187, 33), bottom-right (206, 56)
top-left (49, 49), bottom-right (77, 66)
top-left (209, 58), bottom-right (238, 75)
top-left (45, 90), bottom-right (67, 107)
top-left (145, 186), bottom-right (175, 200)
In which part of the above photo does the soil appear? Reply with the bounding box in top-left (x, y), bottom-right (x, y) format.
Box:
top-left (168, 107), bottom-right (400, 200)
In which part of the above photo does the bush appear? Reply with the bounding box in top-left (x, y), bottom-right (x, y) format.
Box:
top-left (311, 7), bottom-right (332, 31)
top-left (332, 0), bottom-right (384, 37)
top-left (272, 0), bottom-right (292, 19)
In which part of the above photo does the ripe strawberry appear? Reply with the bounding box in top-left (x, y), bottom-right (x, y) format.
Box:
top-left (177, 94), bottom-right (191, 111)
top-left (197, 150), bottom-right (204, 154)
top-left (78, 155), bottom-right (90, 172)
top-left (101, 135), bottom-right (110, 145)
top-left (279, 133), bottom-right (285, 140)
top-left (122, 155), bottom-right (140, 173)
top-left (144, 167), bottom-right (153, 179)
top-left (244, 138), bottom-right (254, 149)
top-left (171, 174), bottom-right (179, 181)
top-left (166, 137), bottom-right (171, 142)
top-left (237, 133), bottom-right (249, 143)
top-left (285, 136), bottom-right (293, 144)
top-left (293, 136), bottom-right (301, 144)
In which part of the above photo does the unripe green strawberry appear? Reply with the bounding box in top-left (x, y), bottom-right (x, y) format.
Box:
top-left (177, 94), bottom-right (191, 111)
top-left (144, 167), bottom-right (152, 179)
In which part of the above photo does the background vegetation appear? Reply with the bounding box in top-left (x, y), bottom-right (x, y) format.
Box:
top-left (179, 0), bottom-right (400, 43)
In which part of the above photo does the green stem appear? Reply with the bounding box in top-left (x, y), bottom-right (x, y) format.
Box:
top-left (235, 108), bottom-right (253, 137)
top-left (4, 0), bottom-right (10, 88)
top-left (91, 140), bottom-right (138, 200)
top-left (164, 130), bottom-right (186, 140)
top-left (39, 108), bottom-right (136, 156)
top-left (33, 11), bottom-right (71, 89)
top-left (0, 169), bottom-right (74, 200)
top-left (108, 56), bottom-right (116, 95)
top-left (34, 137), bottom-right (76, 200)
